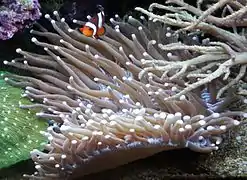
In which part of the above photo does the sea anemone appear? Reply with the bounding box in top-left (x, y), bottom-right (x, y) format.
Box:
top-left (3, 1), bottom-right (247, 179)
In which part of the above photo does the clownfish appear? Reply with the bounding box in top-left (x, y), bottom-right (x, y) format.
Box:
top-left (79, 5), bottom-right (106, 38)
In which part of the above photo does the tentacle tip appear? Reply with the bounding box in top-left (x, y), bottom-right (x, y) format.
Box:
top-left (167, 52), bottom-right (172, 57)
top-left (59, 113), bottom-right (65, 118)
top-left (166, 32), bottom-right (172, 37)
top-left (182, 114), bottom-right (190, 120)
top-left (61, 18), bottom-right (65, 22)
top-left (36, 112), bottom-right (44, 116)
top-left (234, 120), bottom-right (240, 126)
top-left (136, 102), bottom-right (141, 106)
top-left (53, 11), bottom-right (58, 16)
top-left (30, 29), bottom-right (33, 33)
top-left (48, 136), bottom-right (54, 141)
top-left (179, 95), bottom-right (186, 101)
top-left (119, 46), bottom-right (123, 51)
top-left (199, 120), bottom-right (206, 126)
top-left (171, 86), bottom-right (177, 92)
top-left (53, 11), bottom-right (58, 15)
top-left (185, 124), bottom-right (192, 130)
top-left (86, 104), bottom-right (93, 109)
top-left (47, 126), bottom-right (53, 132)
top-left (212, 113), bottom-right (220, 118)
top-left (16, 48), bottom-right (22, 53)
top-left (122, 76), bottom-right (127, 81)
top-left (192, 36), bottom-right (198, 41)
top-left (148, 73), bottom-right (153, 78)
top-left (68, 28), bottom-right (73, 33)
top-left (44, 47), bottom-right (48, 51)
top-left (128, 54), bottom-right (134, 58)
top-left (153, 18), bottom-right (158, 22)
top-left (219, 125), bottom-right (227, 130)
top-left (44, 14), bottom-right (50, 19)
top-left (109, 18), bottom-right (114, 22)
top-left (51, 20), bottom-right (56, 24)
top-left (131, 34), bottom-right (136, 38)
top-left (60, 39), bottom-right (64, 43)
top-left (67, 85), bottom-right (73, 90)
top-left (138, 26), bottom-right (143, 30)
top-left (140, 59), bottom-right (146, 64)
top-left (3, 60), bottom-right (8, 65)
top-left (72, 19), bottom-right (77, 23)
top-left (106, 86), bottom-right (111, 90)
top-left (151, 40), bottom-right (156, 44)
top-left (143, 52), bottom-right (148, 56)
top-left (31, 37), bottom-right (37, 42)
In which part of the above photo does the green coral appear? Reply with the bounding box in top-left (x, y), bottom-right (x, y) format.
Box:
top-left (0, 72), bottom-right (47, 169)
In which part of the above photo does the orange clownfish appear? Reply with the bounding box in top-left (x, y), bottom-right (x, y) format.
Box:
top-left (79, 5), bottom-right (106, 39)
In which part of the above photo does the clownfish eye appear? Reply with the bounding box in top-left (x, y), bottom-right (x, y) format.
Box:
top-left (88, 27), bottom-right (94, 31)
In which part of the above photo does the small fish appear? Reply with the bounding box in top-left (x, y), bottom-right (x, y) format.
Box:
top-left (79, 5), bottom-right (106, 38)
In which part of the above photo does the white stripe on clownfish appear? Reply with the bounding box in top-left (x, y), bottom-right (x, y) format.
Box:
top-left (97, 12), bottom-right (104, 28)
top-left (84, 21), bottom-right (97, 36)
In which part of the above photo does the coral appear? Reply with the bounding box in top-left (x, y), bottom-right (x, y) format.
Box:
top-left (0, 71), bottom-right (47, 169)
top-left (135, 0), bottom-right (247, 100)
top-left (0, 0), bottom-right (41, 40)
top-left (2, 0), bottom-right (247, 179)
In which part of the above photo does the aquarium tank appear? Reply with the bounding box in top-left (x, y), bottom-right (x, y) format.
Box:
top-left (0, 0), bottom-right (247, 179)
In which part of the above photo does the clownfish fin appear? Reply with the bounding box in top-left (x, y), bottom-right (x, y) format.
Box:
top-left (86, 15), bottom-right (92, 20)
top-left (96, 4), bottom-right (104, 12)
top-left (93, 35), bottom-right (99, 39)
top-left (96, 26), bottom-right (106, 37)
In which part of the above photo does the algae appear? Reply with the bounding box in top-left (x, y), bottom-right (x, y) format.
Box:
top-left (0, 72), bottom-right (47, 169)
